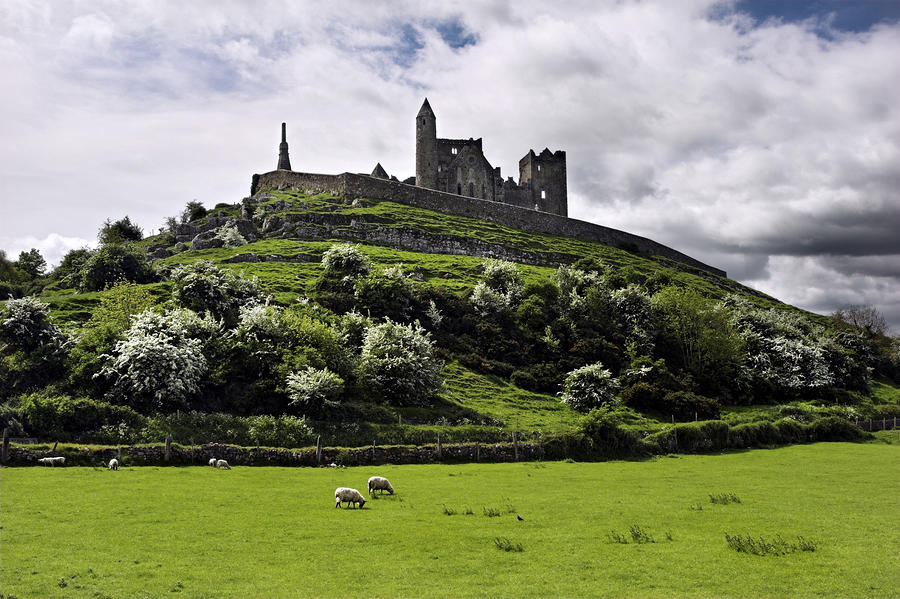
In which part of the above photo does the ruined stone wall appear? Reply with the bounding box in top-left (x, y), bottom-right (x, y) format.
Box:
top-left (252, 170), bottom-right (726, 277)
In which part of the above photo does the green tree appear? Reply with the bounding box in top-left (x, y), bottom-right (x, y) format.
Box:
top-left (652, 286), bottom-right (744, 384)
top-left (15, 249), bottom-right (47, 279)
top-left (98, 216), bottom-right (143, 245)
top-left (79, 244), bottom-right (154, 291)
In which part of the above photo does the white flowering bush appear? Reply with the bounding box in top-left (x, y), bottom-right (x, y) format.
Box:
top-left (0, 296), bottom-right (66, 352)
top-left (321, 243), bottom-right (372, 279)
top-left (214, 225), bottom-right (247, 248)
top-left (100, 309), bottom-right (209, 412)
top-left (358, 320), bottom-right (443, 405)
top-left (559, 362), bottom-right (621, 412)
top-left (235, 304), bottom-right (285, 345)
top-left (171, 260), bottom-right (262, 325)
top-left (553, 265), bottom-right (602, 316)
top-left (471, 259), bottom-right (524, 315)
top-left (725, 295), bottom-right (838, 394)
top-left (286, 367), bottom-right (344, 417)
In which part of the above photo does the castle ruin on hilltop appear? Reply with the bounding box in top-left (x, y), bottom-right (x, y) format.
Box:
top-left (250, 100), bottom-right (726, 278)
top-left (414, 99), bottom-right (567, 216)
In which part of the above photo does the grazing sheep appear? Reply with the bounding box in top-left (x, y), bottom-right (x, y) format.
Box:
top-left (107, 458), bottom-right (119, 470)
top-left (37, 457), bottom-right (65, 467)
top-left (367, 476), bottom-right (394, 496)
top-left (335, 487), bottom-right (366, 509)
top-left (208, 458), bottom-right (217, 467)
top-left (215, 459), bottom-right (231, 470)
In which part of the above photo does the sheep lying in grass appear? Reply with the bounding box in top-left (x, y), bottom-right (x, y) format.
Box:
top-left (335, 487), bottom-right (366, 509)
top-left (215, 459), bottom-right (231, 470)
top-left (368, 476), bottom-right (394, 496)
top-left (37, 457), bottom-right (65, 466)
top-left (107, 458), bottom-right (119, 470)
top-left (208, 458), bottom-right (217, 467)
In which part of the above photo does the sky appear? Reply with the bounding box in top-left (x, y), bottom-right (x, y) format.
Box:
top-left (1, 0), bottom-right (898, 331)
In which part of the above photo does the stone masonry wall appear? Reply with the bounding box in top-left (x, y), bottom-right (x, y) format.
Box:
top-left (252, 170), bottom-right (726, 277)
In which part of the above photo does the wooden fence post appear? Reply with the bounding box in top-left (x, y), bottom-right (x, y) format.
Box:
top-left (476, 442), bottom-right (480, 462)
top-left (164, 435), bottom-right (171, 462)
top-left (117, 446), bottom-right (122, 461)
top-left (372, 440), bottom-right (376, 462)
top-left (1, 428), bottom-right (9, 464)
top-left (437, 433), bottom-right (442, 461)
top-left (52, 441), bottom-right (58, 452)
top-left (316, 436), bottom-right (322, 465)
top-left (513, 431), bottom-right (519, 461)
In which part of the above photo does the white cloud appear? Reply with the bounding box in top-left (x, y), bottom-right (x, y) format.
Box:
top-left (1, 233), bottom-right (95, 268)
top-left (0, 0), bottom-right (898, 330)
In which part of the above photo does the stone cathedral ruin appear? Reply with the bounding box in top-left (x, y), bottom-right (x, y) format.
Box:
top-left (250, 100), bottom-right (725, 277)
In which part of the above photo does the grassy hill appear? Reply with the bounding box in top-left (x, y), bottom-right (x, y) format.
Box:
top-left (6, 190), bottom-right (898, 448)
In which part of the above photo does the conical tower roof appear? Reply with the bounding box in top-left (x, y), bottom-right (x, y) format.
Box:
top-left (417, 98), bottom-right (435, 118)
top-left (371, 163), bottom-right (389, 179)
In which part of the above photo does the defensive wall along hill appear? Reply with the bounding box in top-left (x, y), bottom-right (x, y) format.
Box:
top-left (250, 169), bottom-right (727, 278)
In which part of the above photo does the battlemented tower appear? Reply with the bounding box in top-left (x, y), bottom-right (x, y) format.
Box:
top-left (277, 122), bottom-right (292, 171)
top-left (415, 99), bottom-right (437, 189)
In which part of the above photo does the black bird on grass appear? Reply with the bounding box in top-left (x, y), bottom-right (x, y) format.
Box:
top-left (516, 515), bottom-right (524, 521)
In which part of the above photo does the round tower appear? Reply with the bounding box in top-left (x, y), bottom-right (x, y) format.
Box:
top-left (277, 122), bottom-right (292, 171)
top-left (415, 98), bottom-right (437, 189)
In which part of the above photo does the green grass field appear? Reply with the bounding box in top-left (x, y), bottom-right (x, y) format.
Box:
top-left (2, 442), bottom-right (898, 598)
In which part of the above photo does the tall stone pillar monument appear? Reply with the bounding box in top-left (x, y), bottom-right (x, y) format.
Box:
top-left (277, 122), bottom-right (292, 171)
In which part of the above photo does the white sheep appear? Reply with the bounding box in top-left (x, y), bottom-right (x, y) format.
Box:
top-left (37, 456), bottom-right (65, 466)
top-left (208, 458), bottom-right (217, 467)
top-left (335, 487), bottom-right (366, 509)
top-left (215, 459), bottom-right (231, 470)
top-left (367, 476), bottom-right (394, 496)
top-left (107, 458), bottom-right (119, 470)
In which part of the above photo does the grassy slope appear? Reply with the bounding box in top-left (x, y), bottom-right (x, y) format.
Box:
top-left (2, 442), bottom-right (898, 598)
top-left (35, 191), bottom-right (862, 436)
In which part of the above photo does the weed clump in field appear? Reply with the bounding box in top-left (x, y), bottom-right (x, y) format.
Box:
top-left (725, 533), bottom-right (818, 555)
top-left (482, 506), bottom-right (502, 517)
top-left (494, 537), bottom-right (524, 552)
top-left (608, 525), bottom-right (672, 544)
top-left (442, 504), bottom-right (456, 516)
top-left (709, 492), bottom-right (741, 505)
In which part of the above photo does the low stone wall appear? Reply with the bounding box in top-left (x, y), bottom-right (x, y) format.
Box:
top-left (252, 170), bottom-right (726, 277)
top-left (5, 441), bottom-right (545, 467)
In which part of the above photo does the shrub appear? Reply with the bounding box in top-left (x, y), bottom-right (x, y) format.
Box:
top-left (139, 411), bottom-right (313, 447)
top-left (354, 264), bottom-right (417, 321)
top-left (286, 367), bottom-right (344, 418)
top-left (171, 260), bottom-right (262, 325)
top-left (19, 394), bottom-right (145, 441)
top-left (182, 200), bottom-right (207, 223)
top-left (358, 320), bottom-right (443, 406)
top-left (79, 243), bottom-right (155, 291)
top-left (559, 362), bottom-right (620, 412)
top-left (0, 296), bottom-right (66, 352)
top-left (510, 369), bottom-right (537, 391)
top-left (810, 416), bottom-right (868, 442)
top-left (98, 216), bottom-right (143, 245)
top-left (214, 225), bottom-right (247, 248)
top-left (661, 391), bottom-right (721, 421)
top-left (620, 382), bottom-right (665, 412)
top-left (100, 309), bottom-right (211, 413)
top-left (472, 259), bottom-right (524, 315)
top-left (321, 244), bottom-right (372, 279)
top-left (577, 407), bottom-right (643, 457)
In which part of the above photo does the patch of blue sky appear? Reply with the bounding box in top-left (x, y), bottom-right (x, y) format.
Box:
top-left (433, 17), bottom-right (477, 49)
top-left (712, 0), bottom-right (899, 37)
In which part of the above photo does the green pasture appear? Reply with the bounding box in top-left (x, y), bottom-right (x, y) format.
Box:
top-left (2, 442), bottom-right (898, 598)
